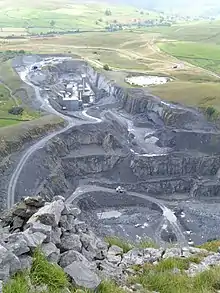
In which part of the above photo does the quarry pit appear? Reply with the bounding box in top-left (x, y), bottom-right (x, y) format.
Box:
top-left (1, 54), bottom-right (220, 247)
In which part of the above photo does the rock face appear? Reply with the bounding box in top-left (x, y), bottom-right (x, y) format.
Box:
top-left (0, 195), bottom-right (219, 291)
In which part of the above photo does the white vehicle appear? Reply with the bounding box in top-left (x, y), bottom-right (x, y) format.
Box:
top-left (62, 106), bottom-right (67, 110)
top-left (188, 238), bottom-right (194, 246)
top-left (116, 186), bottom-right (126, 193)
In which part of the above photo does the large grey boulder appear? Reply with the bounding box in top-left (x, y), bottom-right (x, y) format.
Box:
top-left (0, 263), bottom-right (10, 282)
top-left (121, 249), bottom-right (144, 266)
top-left (163, 248), bottom-right (182, 259)
top-left (80, 232), bottom-right (108, 260)
top-left (97, 259), bottom-right (124, 281)
top-left (107, 245), bottom-right (123, 264)
top-left (28, 200), bottom-right (64, 226)
top-left (27, 222), bottom-right (52, 239)
top-left (59, 215), bottom-right (76, 233)
top-left (4, 233), bottom-right (30, 256)
top-left (19, 255), bottom-right (33, 271)
top-left (74, 220), bottom-right (87, 233)
top-left (143, 248), bottom-right (163, 263)
top-left (62, 204), bottom-right (80, 217)
top-left (59, 250), bottom-right (96, 270)
top-left (60, 233), bottom-right (82, 252)
top-left (0, 245), bottom-right (21, 281)
top-left (24, 196), bottom-right (45, 208)
top-left (64, 261), bottom-right (101, 290)
top-left (50, 227), bottom-right (62, 245)
top-left (41, 242), bottom-right (60, 263)
top-left (12, 216), bottom-right (24, 231)
top-left (23, 229), bottom-right (47, 249)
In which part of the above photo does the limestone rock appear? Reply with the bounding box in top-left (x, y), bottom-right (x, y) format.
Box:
top-left (107, 245), bottom-right (123, 264)
top-left (53, 195), bottom-right (65, 202)
top-left (4, 233), bottom-right (30, 256)
top-left (59, 215), bottom-right (76, 233)
top-left (97, 259), bottom-right (124, 281)
top-left (80, 232), bottom-right (108, 260)
top-left (62, 204), bottom-right (81, 217)
top-left (24, 196), bottom-right (45, 208)
top-left (122, 249), bottom-right (144, 266)
top-left (23, 230), bottom-right (47, 249)
top-left (41, 242), bottom-right (60, 263)
top-left (59, 250), bottom-right (96, 270)
top-left (143, 248), bottom-right (163, 263)
top-left (74, 220), bottom-right (87, 233)
top-left (28, 200), bottom-right (64, 226)
top-left (163, 248), bottom-right (182, 259)
top-left (108, 245), bottom-right (123, 255)
top-left (12, 216), bottom-right (24, 231)
top-left (0, 263), bottom-right (10, 282)
top-left (19, 255), bottom-right (33, 271)
top-left (64, 261), bottom-right (101, 290)
top-left (50, 227), bottom-right (62, 245)
top-left (60, 233), bottom-right (82, 252)
top-left (27, 222), bottom-right (52, 238)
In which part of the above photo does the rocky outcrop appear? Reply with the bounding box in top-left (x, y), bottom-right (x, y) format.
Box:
top-left (86, 65), bottom-right (210, 130)
top-left (1, 195), bottom-right (220, 292)
top-left (131, 152), bottom-right (220, 179)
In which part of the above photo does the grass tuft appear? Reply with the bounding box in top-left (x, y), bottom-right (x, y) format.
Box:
top-left (104, 236), bottom-right (133, 253)
top-left (30, 249), bottom-right (69, 291)
top-left (197, 240), bottom-right (220, 252)
top-left (97, 280), bottom-right (126, 293)
top-left (3, 272), bottom-right (29, 293)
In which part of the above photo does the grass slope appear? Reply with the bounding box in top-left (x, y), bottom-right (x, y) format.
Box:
top-left (158, 41), bottom-right (220, 73)
top-left (0, 0), bottom-right (159, 35)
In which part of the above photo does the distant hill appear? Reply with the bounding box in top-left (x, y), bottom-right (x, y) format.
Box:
top-left (94, 0), bottom-right (220, 16)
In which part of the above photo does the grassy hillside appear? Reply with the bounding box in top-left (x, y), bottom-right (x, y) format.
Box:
top-left (158, 41), bottom-right (220, 73)
top-left (0, 0), bottom-right (159, 35)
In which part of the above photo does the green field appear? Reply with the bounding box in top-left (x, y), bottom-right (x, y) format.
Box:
top-left (0, 54), bottom-right (41, 127)
top-left (0, 2), bottom-right (220, 125)
top-left (158, 41), bottom-right (220, 74)
top-left (0, 0), bottom-right (160, 36)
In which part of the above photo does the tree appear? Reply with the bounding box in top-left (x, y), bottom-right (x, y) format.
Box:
top-left (103, 64), bottom-right (110, 71)
top-left (50, 20), bottom-right (56, 30)
top-left (105, 9), bottom-right (112, 16)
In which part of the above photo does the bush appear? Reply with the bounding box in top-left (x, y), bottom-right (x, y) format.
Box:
top-left (205, 106), bottom-right (216, 117)
top-left (8, 107), bottom-right (24, 116)
top-left (103, 64), bottom-right (110, 71)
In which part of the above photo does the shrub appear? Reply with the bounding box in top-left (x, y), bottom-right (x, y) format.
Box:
top-left (205, 106), bottom-right (216, 117)
top-left (8, 107), bottom-right (24, 116)
top-left (103, 64), bottom-right (110, 71)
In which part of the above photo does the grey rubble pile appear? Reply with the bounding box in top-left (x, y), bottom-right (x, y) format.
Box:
top-left (0, 196), bottom-right (218, 292)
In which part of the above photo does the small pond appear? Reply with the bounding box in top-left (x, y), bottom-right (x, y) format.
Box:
top-left (125, 75), bottom-right (171, 87)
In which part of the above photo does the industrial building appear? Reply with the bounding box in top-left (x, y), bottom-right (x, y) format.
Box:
top-left (56, 74), bottom-right (95, 111)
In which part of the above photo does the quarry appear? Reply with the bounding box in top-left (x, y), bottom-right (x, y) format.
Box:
top-left (1, 54), bottom-right (220, 254)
